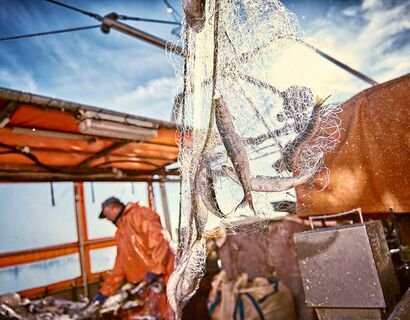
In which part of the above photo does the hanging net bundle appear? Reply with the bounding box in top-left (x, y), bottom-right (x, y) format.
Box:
top-left (166, 0), bottom-right (342, 317)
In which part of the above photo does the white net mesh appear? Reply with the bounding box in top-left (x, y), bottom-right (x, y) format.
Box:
top-left (166, 0), bottom-right (342, 316)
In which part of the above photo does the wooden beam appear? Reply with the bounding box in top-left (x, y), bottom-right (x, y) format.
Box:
top-left (7, 125), bottom-right (179, 149)
top-left (0, 145), bottom-right (176, 161)
top-left (0, 87), bottom-right (178, 130)
top-left (85, 237), bottom-right (116, 250)
top-left (10, 126), bottom-right (95, 141)
top-left (0, 145), bottom-right (95, 157)
top-left (0, 170), bottom-right (180, 182)
top-left (142, 140), bottom-right (180, 148)
top-left (77, 141), bottom-right (128, 167)
top-left (0, 242), bottom-right (79, 268)
top-left (0, 238), bottom-right (116, 268)
top-left (0, 101), bottom-right (18, 127)
top-left (160, 182), bottom-right (172, 238)
top-left (18, 273), bottom-right (107, 298)
top-left (74, 182), bottom-right (90, 297)
top-left (19, 278), bottom-right (82, 298)
top-left (0, 162), bottom-right (179, 175)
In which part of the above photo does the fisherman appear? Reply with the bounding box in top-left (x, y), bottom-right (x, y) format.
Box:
top-left (88, 197), bottom-right (175, 319)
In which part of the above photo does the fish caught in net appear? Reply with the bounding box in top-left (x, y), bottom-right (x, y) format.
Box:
top-left (166, 0), bottom-right (342, 317)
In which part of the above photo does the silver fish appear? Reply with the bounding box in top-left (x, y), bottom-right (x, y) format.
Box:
top-left (0, 303), bottom-right (21, 320)
top-left (214, 96), bottom-right (256, 214)
top-left (99, 282), bottom-right (146, 316)
top-left (191, 163), bottom-right (208, 241)
top-left (199, 162), bottom-right (225, 219)
top-left (223, 165), bottom-right (314, 192)
top-left (183, 0), bottom-right (206, 33)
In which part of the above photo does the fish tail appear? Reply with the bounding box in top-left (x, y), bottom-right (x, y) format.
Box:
top-left (235, 195), bottom-right (257, 215)
top-left (248, 198), bottom-right (257, 216)
top-left (234, 196), bottom-right (247, 212)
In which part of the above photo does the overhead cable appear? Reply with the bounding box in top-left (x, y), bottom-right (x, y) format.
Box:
top-left (0, 142), bottom-right (56, 172)
top-left (116, 15), bottom-right (181, 25)
top-left (45, 0), bottom-right (103, 21)
top-left (162, 0), bottom-right (182, 20)
top-left (0, 25), bottom-right (100, 42)
top-left (46, 0), bottom-right (181, 26)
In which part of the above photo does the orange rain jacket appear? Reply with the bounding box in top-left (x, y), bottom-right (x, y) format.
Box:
top-left (100, 202), bottom-right (175, 296)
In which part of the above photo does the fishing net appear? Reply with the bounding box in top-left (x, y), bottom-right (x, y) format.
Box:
top-left (166, 0), bottom-right (342, 316)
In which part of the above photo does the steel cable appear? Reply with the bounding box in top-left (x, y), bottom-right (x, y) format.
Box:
top-left (0, 25), bottom-right (100, 42)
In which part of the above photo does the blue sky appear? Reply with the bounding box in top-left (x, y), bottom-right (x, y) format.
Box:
top-left (0, 0), bottom-right (409, 120)
top-left (0, 0), bottom-right (183, 120)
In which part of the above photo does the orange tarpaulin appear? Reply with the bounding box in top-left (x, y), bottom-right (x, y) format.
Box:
top-left (0, 87), bottom-right (180, 182)
top-left (296, 73), bottom-right (410, 217)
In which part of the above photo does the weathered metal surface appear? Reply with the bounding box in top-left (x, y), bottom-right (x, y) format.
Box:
top-left (365, 221), bottom-right (401, 308)
top-left (294, 221), bottom-right (399, 308)
top-left (316, 308), bottom-right (382, 320)
top-left (218, 218), bottom-right (317, 320)
top-left (388, 287), bottom-right (410, 320)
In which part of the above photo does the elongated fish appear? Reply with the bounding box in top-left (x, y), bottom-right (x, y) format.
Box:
top-left (214, 96), bottom-right (256, 214)
top-left (183, 0), bottom-right (206, 33)
top-left (0, 303), bottom-right (21, 320)
top-left (223, 165), bottom-right (314, 192)
top-left (191, 162), bottom-right (208, 241)
top-left (199, 161), bottom-right (226, 218)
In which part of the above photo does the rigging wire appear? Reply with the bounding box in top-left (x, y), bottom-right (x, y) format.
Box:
top-left (162, 0), bottom-right (182, 21)
top-left (0, 25), bottom-right (100, 42)
top-left (1, 5), bottom-right (180, 42)
top-left (116, 15), bottom-right (181, 25)
top-left (46, 0), bottom-right (181, 27)
top-left (45, 0), bottom-right (103, 21)
top-left (161, 0), bottom-right (182, 37)
top-left (0, 142), bottom-right (58, 172)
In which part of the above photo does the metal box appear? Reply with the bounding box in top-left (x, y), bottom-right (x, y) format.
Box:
top-left (294, 220), bottom-right (399, 319)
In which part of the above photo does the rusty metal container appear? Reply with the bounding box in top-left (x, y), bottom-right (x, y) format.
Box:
top-left (294, 210), bottom-right (399, 320)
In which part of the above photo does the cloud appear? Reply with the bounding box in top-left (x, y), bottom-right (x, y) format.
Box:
top-left (1, 0), bottom-right (408, 116)
top-left (0, 0), bottom-right (180, 118)
top-left (302, 0), bottom-right (410, 100)
top-left (0, 68), bottom-right (38, 92)
top-left (113, 77), bottom-right (180, 121)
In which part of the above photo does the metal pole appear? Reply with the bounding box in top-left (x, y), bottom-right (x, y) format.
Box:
top-left (296, 40), bottom-right (379, 86)
top-left (74, 182), bottom-right (90, 298)
top-left (159, 182), bottom-right (172, 239)
top-left (101, 15), bottom-right (183, 56)
top-left (147, 181), bottom-right (156, 211)
top-left (312, 46), bottom-right (378, 86)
